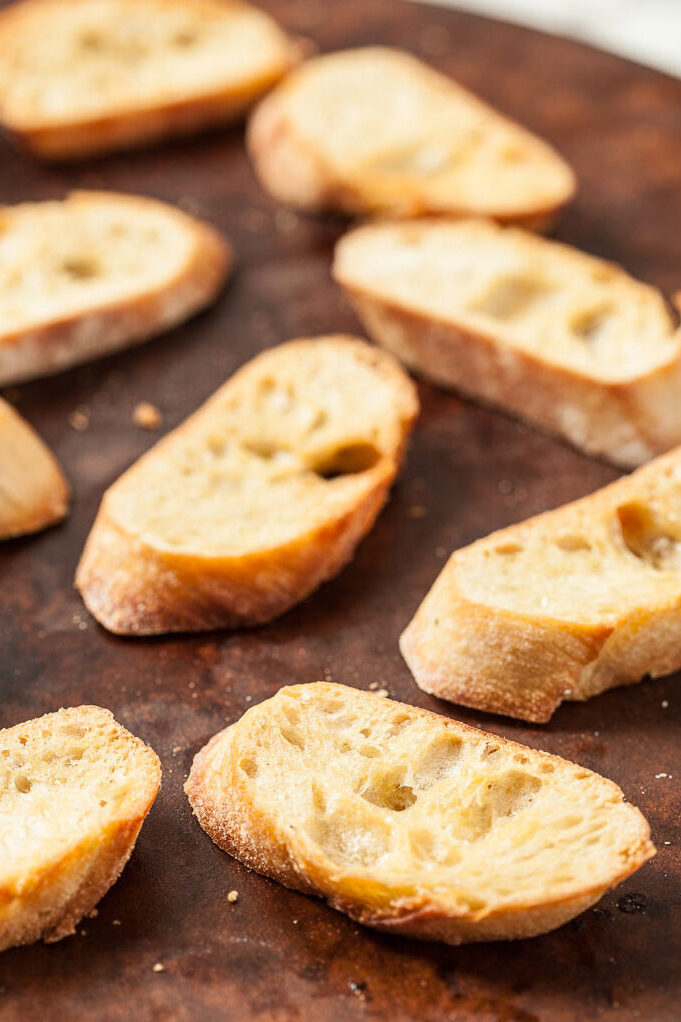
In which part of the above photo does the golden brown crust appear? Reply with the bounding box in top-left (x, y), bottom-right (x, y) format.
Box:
top-left (0, 706), bottom-right (161, 951)
top-left (0, 399), bottom-right (70, 539)
top-left (0, 0), bottom-right (304, 160)
top-left (339, 282), bottom-right (681, 469)
top-left (0, 192), bottom-right (232, 387)
top-left (247, 49), bottom-right (575, 227)
top-left (401, 447), bottom-right (681, 721)
top-left (185, 685), bottom-right (655, 945)
top-left (76, 336), bottom-right (418, 635)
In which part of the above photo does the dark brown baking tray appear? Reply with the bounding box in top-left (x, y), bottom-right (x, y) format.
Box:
top-left (1, 1), bottom-right (679, 1019)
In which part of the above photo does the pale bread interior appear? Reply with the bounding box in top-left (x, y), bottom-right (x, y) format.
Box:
top-left (0, 706), bottom-right (159, 888)
top-left (0, 193), bottom-right (197, 337)
top-left (278, 48), bottom-right (573, 216)
top-left (0, 0), bottom-right (294, 127)
top-left (106, 338), bottom-right (416, 555)
top-left (221, 684), bottom-right (650, 917)
top-left (0, 399), bottom-right (68, 537)
top-left (335, 218), bottom-right (679, 382)
top-left (456, 450), bottom-right (681, 621)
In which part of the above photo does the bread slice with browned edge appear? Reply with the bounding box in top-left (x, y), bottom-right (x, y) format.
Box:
top-left (76, 336), bottom-right (418, 635)
top-left (248, 47), bottom-right (575, 228)
top-left (0, 191), bottom-right (231, 387)
top-left (334, 218), bottom-right (681, 468)
top-left (186, 682), bottom-right (654, 944)
top-left (0, 706), bottom-right (160, 951)
top-left (0, 399), bottom-right (69, 539)
top-left (402, 446), bottom-right (681, 722)
top-left (0, 0), bottom-right (302, 159)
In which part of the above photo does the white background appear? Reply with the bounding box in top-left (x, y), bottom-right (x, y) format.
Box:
top-left (412, 0), bottom-right (681, 77)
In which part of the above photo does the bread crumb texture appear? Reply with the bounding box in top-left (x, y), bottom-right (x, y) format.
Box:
top-left (248, 47), bottom-right (574, 223)
top-left (0, 0), bottom-right (300, 156)
top-left (0, 397), bottom-right (69, 539)
top-left (402, 445), bottom-right (681, 721)
top-left (0, 705), bottom-right (161, 951)
top-left (76, 336), bottom-right (418, 634)
top-left (185, 683), bottom-right (654, 944)
top-left (133, 402), bottom-right (162, 430)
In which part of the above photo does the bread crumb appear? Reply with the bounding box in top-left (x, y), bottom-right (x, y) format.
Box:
top-left (655, 773), bottom-right (670, 779)
top-left (408, 505), bottom-right (427, 519)
top-left (68, 407), bottom-right (90, 431)
top-left (112, 919), bottom-right (121, 926)
top-left (172, 746), bottom-right (182, 754)
top-left (227, 890), bottom-right (239, 903)
top-left (662, 700), bottom-right (669, 708)
top-left (133, 402), bottom-right (162, 430)
top-left (88, 908), bottom-right (99, 918)
top-left (375, 688), bottom-right (389, 698)
top-left (80, 929), bottom-right (87, 936)
top-left (152, 963), bottom-right (165, 973)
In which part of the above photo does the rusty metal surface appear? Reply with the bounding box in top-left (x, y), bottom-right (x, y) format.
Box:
top-left (0, 1), bottom-right (679, 1019)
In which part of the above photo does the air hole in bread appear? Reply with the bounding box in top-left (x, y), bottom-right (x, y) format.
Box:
top-left (409, 828), bottom-right (463, 866)
top-left (359, 767), bottom-right (417, 812)
top-left (413, 734), bottom-right (463, 788)
top-left (470, 275), bottom-right (550, 320)
top-left (571, 306), bottom-right (612, 343)
top-left (312, 442), bottom-right (381, 479)
top-left (359, 727), bottom-right (371, 738)
top-left (555, 535), bottom-right (591, 552)
top-left (359, 745), bottom-right (381, 758)
top-left (389, 713), bottom-right (411, 737)
top-left (99, 799), bottom-right (108, 807)
top-left (14, 774), bottom-right (32, 793)
top-left (172, 29), bottom-right (199, 47)
top-left (280, 726), bottom-right (305, 751)
top-left (61, 256), bottom-right (100, 281)
top-left (616, 502), bottom-right (681, 570)
top-left (239, 756), bottom-right (258, 778)
top-left (482, 743), bottom-right (500, 760)
top-left (494, 542), bottom-right (523, 555)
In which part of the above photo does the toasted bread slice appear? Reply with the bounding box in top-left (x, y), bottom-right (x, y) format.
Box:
top-left (0, 0), bottom-right (301, 159)
top-left (0, 399), bottom-right (69, 539)
top-left (402, 446), bottom-right (681, 722)
top-left (0, 191), bottom-right (230, 387)
top-left (186, 682), bottom-right (654, 945)
top-left (76, 336), bottom-right (418, 635)
top-left (334, 218), bottom-right (681, 468)
top-left (248, 47), bottom-right (575, 227)
top-left (0, 706), bottom-right (160, 951)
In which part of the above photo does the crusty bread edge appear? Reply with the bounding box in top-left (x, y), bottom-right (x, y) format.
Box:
top-left (76, 336), bottom-right (419, 635)
top-left (0, 706), bottom-right (161, 951)
top-left (335, 254), bottom-right (681, 468)
top-left (0, 400), bottom-right (70, 540)
top-left (0, 1), bottom-right (306, 160)
top-left (185, 687), bottom-right (655, 944)
top-left (247, 61), bottom-right (575, 229)
top-left (0, 191), bottom-right (232, 387)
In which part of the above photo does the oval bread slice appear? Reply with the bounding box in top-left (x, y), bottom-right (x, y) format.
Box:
top-left (76, 336), bottom-right (419, 635)
top-left (248, 47), bottom-right (575, 227)
top-left (0, 398), bottom-right (69, 539)
top-left (0, 0), bottom-right (302, 159)
top-left (0, 191), bottom-right (231, 387)
top-left (334, 217), bottom-right (681, 468)
top-left (0, 706), bottom-right (161, 951)
top-left (185, 682), bottom-right (654, 945)
top-left (402, 446), bottom-right (681, 722)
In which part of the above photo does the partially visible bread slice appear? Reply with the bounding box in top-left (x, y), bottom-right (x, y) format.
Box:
top-left (402, 446), bottom-right (681, 722)
top-left (334, 218), bottom-right (681, 468)
top-left (186, 682), bottom-right (654, 945)
top-left (76, 336), bottom-right (418, 635)
top-left (0, 191), bottom-right (231, 386)
top-left (248, 47), bottom-right (575, 227)
top-left (0, 399), bottom-right (69, 539)
top-left (0, 0), bottom-right (302, 159)
top-left (0, 706), bottom-right (160, 951)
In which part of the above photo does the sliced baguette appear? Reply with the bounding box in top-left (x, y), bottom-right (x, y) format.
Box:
top-left (248, 47), bottom-right (575, 227)
top-left (0, 399), bottom-right (69, 539)
top-left (334, 218), bottom-right (681, 468)
top-left (402, 446), bottom-right (681, 722)
top-left (76, 336), bottom-right (418, 635)
top-left (0, 705), bottom-right (160, 951)
top-left (185, 682), bottom-right (654, 945)
top-left (0, 191), bottom-right (231, 387)
top-left (0, 0), bottom-right (302, 159)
